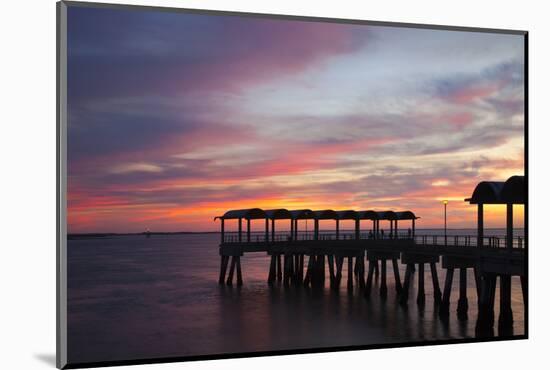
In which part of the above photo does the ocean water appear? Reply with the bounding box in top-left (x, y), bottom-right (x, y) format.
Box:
top-left (67, 230), bottom-right (525, 364)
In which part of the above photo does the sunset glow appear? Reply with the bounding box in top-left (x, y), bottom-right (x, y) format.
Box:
top-left (67, 8), bottom-right (524, 233)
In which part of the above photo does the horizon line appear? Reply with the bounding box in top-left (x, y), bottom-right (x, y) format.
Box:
top-left (68, 226), bottom-right (526, 236)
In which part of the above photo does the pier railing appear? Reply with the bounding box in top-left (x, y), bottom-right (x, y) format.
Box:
top-left (413, 235), bottom-right (524, 249)
top-left (222, 230), bottom-right (412, 243)
top-left (222, 231), bottom-right (525, 249)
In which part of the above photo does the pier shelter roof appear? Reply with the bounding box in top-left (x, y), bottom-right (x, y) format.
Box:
top-left (357, 210), bottom-right (379, 220)
top-left (501, 176), bottom-right (525, 204)
top-left (289, 209), bottom-right (315, 219)
top-left (264, 209), bottom-right (292, 219)
top-left (465, 181), bottom-right (505, 204)
top-left (335, 210), bottom-right (358, 220)
top-left (216, 208), bottom-right (266, 220)
top-left (395, 211), bottom-right (419, 220)
top-left (313, 210), bottom-right (338, 220)
top-left (375, 211), bottom-right (398, 220)
top-left (466, 175), bottom-right (525, 205)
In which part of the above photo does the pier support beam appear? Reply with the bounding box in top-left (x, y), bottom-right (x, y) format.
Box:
top-left (498, 274), bottom-right (513, 330)
top-left (417, 263), bottom-right (425, 305)
top-left (392, 259), bottom-right (402, 294)
top-left (474, 267), bottom-right (482, 309)
top-left (268, 255), bottom-right (276, 285)
top-left (430, 262), bottom-right (442, 303)
top-left (399, 264), bottom-right (414, 305)
top-left (236, 257), bottom-right (243, 286)
top-left (335, 256), bottom-right (344, 286)
top-left (277, 254), bottom-right (282, 281)
top-left (219, 255), bottom-right (229, 285)
top-left (439, 268), bottom-right (454, 316)
top-left (476, 273), bottom-right (497, 336)
top-left (298, 254), bottom-right (304, 282)
top-left (457, 268), bottom-right (468, 319)
top-left (347, 256), bottom-right (354, 291)
top-left (304, 255), bottom-right (314, 287)
top-left (328, 255), bottom-right (336, 288)
top-left (365, 260), bottom-right (375, 297)
top-left (358, 254), bottom-right (365, 290)
top-left (380, 259), bottom-right (387, 298)
top-left (226, 256), bottom-right (237, 285)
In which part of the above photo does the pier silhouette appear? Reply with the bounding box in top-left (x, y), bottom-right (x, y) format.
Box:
top-left (215, 175), bottom-right (525, 335)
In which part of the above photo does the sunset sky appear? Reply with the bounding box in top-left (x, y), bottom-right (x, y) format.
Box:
top-left (67, 6), bottom-right (525, 233)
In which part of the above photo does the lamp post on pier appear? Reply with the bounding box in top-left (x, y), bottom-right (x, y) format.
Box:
top-left (443, 200), bottom-right (448, 246)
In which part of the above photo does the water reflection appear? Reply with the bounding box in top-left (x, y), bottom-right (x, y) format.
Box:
top-left (67, 234), bottom-right (524, 364)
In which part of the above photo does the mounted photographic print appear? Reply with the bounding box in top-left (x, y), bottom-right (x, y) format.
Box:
top-left (57, 1), bottom-right (527, 368)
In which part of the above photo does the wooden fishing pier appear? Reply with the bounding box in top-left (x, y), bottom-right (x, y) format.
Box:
top-left (215, 176), bottom-right (526, 334)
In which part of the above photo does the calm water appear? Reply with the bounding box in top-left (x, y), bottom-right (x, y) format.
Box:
top-left (67, 230), bottom-right (525, 364)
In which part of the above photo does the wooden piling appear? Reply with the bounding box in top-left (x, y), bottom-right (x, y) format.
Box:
top-left (236, 257), bottom-right (243, 286)
top-left (365, 260), bottom-right (375, 297)
top-left (474, 267), bottom-right (482, 308)
top-left (277, 254), bottom-right (282, 282)
top-left (430, 262), bottom-right (441, 303)
top-left (457, 268), bottom-right (468, 318)
top-left (283, 255), bottom-right (290, 286)
top-left (320, 255), bottom-right (326, 284)
top-left (226, 256), bottom-right (236, 286)
top-left (328, 255), bottom-right (336, 288)
top-left (380, 259), bottom-right (387, 298)
top-left (347, 256), bottom-right (354, 291)
top-left (299, 254), bottom-right (304, 281)
top-left (488, 275), bottom-right (497, 327)
top-left (294, 255), bottom-right (300, 279)
top-left (439, 268), bottom-right (454, 315)
top-left (358, 255), bottom-right (365, 290)
top-left (399, 264), bottom-right (414, 305)
top-left (498, 274), bottom-right (513, 328)
top-left (335, 257), bottom-right (344, 285)
top-left (304, 255), bottom-right (314, 287)
top-left (219, 255), bottom-right (229, 285)
top-left (392, 259), bottom-right (402, 294)
top-left (268, 255), bottom-right (276, 285)
top-left (417, 263), bottom-right (425, 305)
top-left (476, 273), bottom-right (497, 335)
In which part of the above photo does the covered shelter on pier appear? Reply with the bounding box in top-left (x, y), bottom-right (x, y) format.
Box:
top-left (289, 209), bottom-right (314, 240)
top-left (465, 175), bottom-right (525, 329)
top-left (312, 210), bottom-right (338, 240)
top-left (395, 211), bottom-right (420, 238)
top-left (465, 176), bottom-right (524, 249)
top-left (264, 209), bottom-right (292, 242)
top-left (215, 207), bottom-right (421, 242)
top-left (335, 210), bottom-right (359, 239)
top-left (356, 210), bottom-right (379, 238)
top-left (374, 211), bottom-right (398, 239)
top-left (215, 208), bottom-right (266, 243)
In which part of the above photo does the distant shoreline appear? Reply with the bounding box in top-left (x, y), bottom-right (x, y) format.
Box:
top-left (67, 231), bottom-right (218, 240)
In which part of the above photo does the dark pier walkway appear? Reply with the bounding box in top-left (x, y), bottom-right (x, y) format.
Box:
top-left (214, 175), bottom-right (526, 335)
